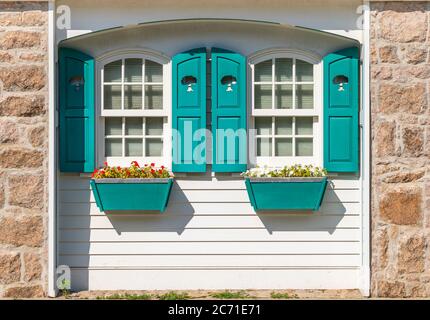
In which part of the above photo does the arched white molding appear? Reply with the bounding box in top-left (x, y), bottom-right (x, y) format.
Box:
top-left (248, 48), bottom-right (322, 65)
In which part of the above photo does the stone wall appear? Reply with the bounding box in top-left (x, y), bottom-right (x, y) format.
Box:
top-left (0, 1), bottom-right (48, 298)
top-left (370, 1), bottom-right (430, 297)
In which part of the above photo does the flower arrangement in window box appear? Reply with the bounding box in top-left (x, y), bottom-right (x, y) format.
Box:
top-left (90, 161), bottom-right (174, 213)
top-left (242, 165), bottom-right (328, 211)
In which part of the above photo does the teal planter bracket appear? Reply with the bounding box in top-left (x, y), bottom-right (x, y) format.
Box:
top-left (90, 178), bottom-right (174, 213)
top-left (245, 177), bottom-right (328, 211)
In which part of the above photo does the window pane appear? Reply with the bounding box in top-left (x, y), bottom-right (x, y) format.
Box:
top-left (145, 85), bottom-right (163, 109)
top-left (125, 118), bottom-right (143, 136)
top-left (275, 58), bottom-right (293, 82)
top-left (254, 60), bottom-right (272, 82)
top-left (124, 85), bottom-right (142, 110)
top-left (145, 60), bottom-right (163, 83)
top-left (296, 84), bottom-right (313, 109)
top-left (275, 117), bottom-right (292, 135)
top-left (296, 60), bottom-right (313, 82)
top-left (105, 118), bottom-right (122, 136)
top-left (257, 138), bottom-right (272, 156)
top-left (146, 138), bottom-right (163, 156)
top-left (104, 60), bottom-right (122, 83)
top-left (296, 138), bottom-right (313, 156)
top-left (105, 138), bottom-right (122, 157)
top-left (275, 84), bottom-right (293, 109)
top-left (125, 59), bottom-right (142, 83)
top-left (296, 117), bottom-right (313, 135)
top-left (125, 138), bottom-right (143, 157)
top-left (146, 117), bottom-right (164, 136)
top-left (275, 138), bottom-right (293, 156)
top-left (254, 84), bottom-right (272, 109)
top-left (255, 117), bottom-right (272, 135)
top-left (104, 85), bottom-right (122, 109)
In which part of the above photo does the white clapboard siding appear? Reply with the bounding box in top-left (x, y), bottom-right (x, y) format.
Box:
top-left (59, 188), bottom-right (359, 204)
top-left (69, 269), bottom-right (360, 291)
top-left (60, 228), bottom-right (361, 242)
top-left (60, 254), bottom-right (361, 268)
top-left (60, 215), bottom-right (360, 230)
top-left (58, 175), bottom-right (362, 290)
top-left (59, 241), bottom-right (361, 255)
top-left (60, 201), bottom-right (361, 216)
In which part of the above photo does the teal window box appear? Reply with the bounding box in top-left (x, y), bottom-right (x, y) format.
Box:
top-left (245, 177), bottom-right (328, 211)
top-left (90, 178), bottom-right (173, 213)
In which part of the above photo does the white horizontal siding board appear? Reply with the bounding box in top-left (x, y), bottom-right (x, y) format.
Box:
top-left (60, 201), bottom-right (362, 216)
top-left (59, 176), bottom-right (360, 191)
top-left (59, 241), bottom-right (361, 255)
top-left (60, 254), bottom-right (361, 269)
top-left (60, 228), bottom-right (361, 242)
top-left (60, 215), bottom-right (360, 230)
top-left (69, 269), bottom-right (360, 291)
top-left (59, 188), bottom-right (360, 204)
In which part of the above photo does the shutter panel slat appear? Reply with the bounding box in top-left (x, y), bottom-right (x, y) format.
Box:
top-left (211, 48), bottom-right (247, 172)
top-left (323, 47), bottom-right (360, 173)
top-left (172, 48), bottom-right (207, 172)
top-left (59, 48), bottom-right (95, 173)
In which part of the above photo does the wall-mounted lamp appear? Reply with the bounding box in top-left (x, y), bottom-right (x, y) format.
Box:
top-left (69, 75), bottom-right (85, 91)
top-left (181, 75), bottom-right (197, 92)
top-left (333, 75), bottom-right (349, 92)
top-left (221, 75), bottom-right (237, 92)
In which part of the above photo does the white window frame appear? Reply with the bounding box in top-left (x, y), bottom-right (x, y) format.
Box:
top-left (96, 49), bottom-right (172, 168)
top-left (248, 49), bottom-right (323, 168)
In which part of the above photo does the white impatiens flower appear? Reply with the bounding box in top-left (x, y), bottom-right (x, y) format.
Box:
top-left (241, 164), bottom-right (327, 178)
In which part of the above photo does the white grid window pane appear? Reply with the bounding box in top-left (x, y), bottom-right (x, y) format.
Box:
top-left (296, 117), bottom-right (313, 135)
top-left (125, 118), bottom-right (143, 136)
top-left (105, 138), bottom-right (122, 156)
top-left (275, 58), bottom-right (293, 82)
top-left (257, 138), bottom-right (272, 156)
top-left (145, 85), bottom-right (163, 109)
top-left (296, 60), bottom-right (313, 82)
top-left (104, 85), bottom-right (122, 109)
top-left (145, 60), bottom-right (163, 83)
top-left (104, 60), bottom-right (122, 82)
top-left (105, 118), bottom-right (122, 135)
top-left (146, 138), bottom-right (163, 156)
top-left (124, 85), bottom-right (142, 110)
top-left (255, 84), bottom-right (272, 109)
top-left (146, 117), bottom-right (164, 135)
top-left (296, 84), bottom-right (314, 109)
top-left (275, 84), bottom-right (293, 109)
top-left (255, 59), bottom-right (272, 82)
top-left (296, 138), bottom-right (313, 156)
top-left (125, 138), bottom-right (143, 157)
top-left (275, 117), bottom-right (292, 135)
top-left (275, 138), bottom-right (293, 156)
top-left (255, 117), bottom-right (272, 135)
top-left (125, 58), bottom-right (142, 83)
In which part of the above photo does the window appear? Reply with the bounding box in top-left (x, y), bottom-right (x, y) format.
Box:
top-left (99, 53), bottom-right (171, 167)
top-left (251, 53), bottom-right (321, 166)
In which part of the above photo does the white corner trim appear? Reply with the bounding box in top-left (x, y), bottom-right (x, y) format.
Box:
top-left (359, 0), bottom-right (371, 297)
top-left (47, 0), bottom-right (58, 298)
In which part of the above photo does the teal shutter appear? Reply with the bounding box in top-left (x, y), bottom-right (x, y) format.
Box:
top-left (59, 48), bottom-right (95, 173)
top-left (323, 47), bottom-right (360, 173)
top-left (172, 48), bottom-right (207, 172)
top-left (211, 48), bottom-right (247, 172)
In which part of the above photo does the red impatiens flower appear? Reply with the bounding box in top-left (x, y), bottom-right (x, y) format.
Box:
top-left (150, 163), bottom-right (155, 167)
top-left (151, 169), bottom-right (156, 174)
top-left (161, 166), bottom-right (165, 169)
top-left (132, 161), bottom-right (140, 167)
top-left (104, 161), bottom-right (108, 167)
